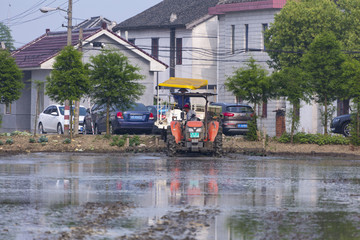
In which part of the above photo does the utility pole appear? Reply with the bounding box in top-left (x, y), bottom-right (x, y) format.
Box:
top-left (64, 0), bottom-right (72, 136)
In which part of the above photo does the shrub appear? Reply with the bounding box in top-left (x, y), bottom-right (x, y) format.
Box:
top-left (110, 135), bottom-right (126, 147)
top-left (245, 117), bottom-right (258, 141)
top-left (276, 132), bottom-right (349, 145)
top-left (0, 140), bottom-right (3, 145)
top-left (5, 138), bottom-right (14, 145)
top-left (116, 138), bottom-right (126, 147)
top-left (103, 134), bottom-right (112, 140)
top-left (63, 138), bottom-right (71, 144)
top-left (29, 138), bottom-right (36, 143)
top-left (277, 132), bottom-right (291, 143)
top-left (38, 136), bottom-right (48, 143)
top-left (110, 135), bottom-right (141, 147)
top-left (129, 136), bottom-right (141, 146)
top-left (10, 131), bottom-right (32, 136)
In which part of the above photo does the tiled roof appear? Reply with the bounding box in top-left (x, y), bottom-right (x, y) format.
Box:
top-left (113, 0), bottom-right (219, 31)
top-left (12, 28), bottom-right (168, 69)
top-left (12, 28), bottom-right (100, 69)
top-left (209, 0), bottom-right (286, 14)
top-left (73, 16), bottom-right (116, 31)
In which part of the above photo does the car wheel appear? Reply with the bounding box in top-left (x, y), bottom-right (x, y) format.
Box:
top-left (38, 123), bottom-right (46, 134)
top-left (57, 123), bottom-right (63, 134)
top-left (342, 122), bottom-right (351, 137)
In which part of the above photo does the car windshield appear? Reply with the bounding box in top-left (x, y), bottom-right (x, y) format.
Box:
top-left (58, 107), bottom-right (87, 116)
top-left (226, 106), bottom-right (253, 113)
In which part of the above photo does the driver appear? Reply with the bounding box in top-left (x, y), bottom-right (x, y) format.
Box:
top-left (183, 104), bottom-right (198, 121)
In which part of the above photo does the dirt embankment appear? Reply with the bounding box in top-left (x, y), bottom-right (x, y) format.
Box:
top-left (0, 134), bottom-right (359, 157)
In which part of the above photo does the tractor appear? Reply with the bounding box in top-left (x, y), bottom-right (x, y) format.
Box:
top-left (166, 92), bottom-right (223, 157)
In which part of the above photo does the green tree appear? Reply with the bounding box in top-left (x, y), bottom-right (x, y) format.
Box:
top-left (46, 46), bottom-right (90, 137)
top-left (337, 0), bottom-right (360, 53)
top-left (301, 32), bottom-right (346, 135)
top-left (265, 0), bottom-right (342, 70)
top-left (272, 66), bottom-right (310, 143)
top-left (342, 58), bottom-right (360, 144)
top-left (225, 57), bottom-right (273, 140)
top-left (0, 23), bottom-right (15, 50)
top-left (226, 57), bottom-right (272, 114)
top-left (0, 50), bottom-right (24, 105)
top-left (89, 50), bottom-right (145, 135)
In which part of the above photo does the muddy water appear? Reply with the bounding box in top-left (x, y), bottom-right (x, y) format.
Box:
top-left (1, 153), bottom-right (360, 239)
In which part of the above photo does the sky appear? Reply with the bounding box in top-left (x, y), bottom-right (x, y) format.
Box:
top-left (0, 0), bottom-right (162, 48)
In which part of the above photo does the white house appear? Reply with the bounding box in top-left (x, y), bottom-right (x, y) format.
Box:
top-left (1, 26), bottom-right (167, 133)
top-left (112, 0), bottom-right (220, 103)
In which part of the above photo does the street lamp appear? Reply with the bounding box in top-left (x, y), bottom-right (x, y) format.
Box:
top-left (40, 0), bottom-right (72, 46)
top-left (40, 0), bottom-right (72, 135)
top-left (39, 7), bottom-right (66, 13)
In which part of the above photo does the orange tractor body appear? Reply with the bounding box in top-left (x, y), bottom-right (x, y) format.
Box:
top-left (166, 92), bottom-right (223, 156)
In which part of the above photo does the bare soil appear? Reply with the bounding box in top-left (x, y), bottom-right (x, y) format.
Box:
top-left (0, 134), bottom-right (359, 157)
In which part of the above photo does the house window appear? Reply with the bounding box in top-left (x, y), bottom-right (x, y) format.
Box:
top-left (262, 101), bottom-right (267, 118)
top-left (231, 25), bottom-right (235, 54)
top-left (151, 38), bottom-right (159, 59)
top-left (337, 99), bottom-right (350, 116)
top-left (128, 38), bottom-right (136, 45)
top-left (5, 103), bottom-right (11, 114)
top-left (176, 38), bottom-right (182, 65)
top-left (245, 24), bottom-right (249, 52)
top-left (262, 23), bottom-right (268, 51)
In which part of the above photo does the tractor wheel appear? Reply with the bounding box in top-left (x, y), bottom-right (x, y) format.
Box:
top-left (214, 127), bottom-right (223, 157)
top-left (166, 128), bottom-right (177, 157)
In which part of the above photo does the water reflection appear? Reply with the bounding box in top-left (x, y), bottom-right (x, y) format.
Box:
top-left (1, 154), bottom-right (360, 239)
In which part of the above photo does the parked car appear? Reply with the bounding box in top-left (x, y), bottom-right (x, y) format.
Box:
top-left (83, 103), bottom-right (155, 134)
top-left (330, 114), bottom-right (351, 137)
top-left (209, 102), bottom-right (254, 135)
top-left (38, 105), bottom-right (87, 134)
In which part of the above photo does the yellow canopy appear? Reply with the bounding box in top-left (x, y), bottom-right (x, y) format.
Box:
top-left (158, 77), bottom-right (208, 90)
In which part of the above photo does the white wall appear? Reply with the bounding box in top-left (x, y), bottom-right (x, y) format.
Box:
top-left (217, 9), bottom-right (281, 136)
top-left (118, 18), bottom-right (219, 99)
top-left (191, 16), bottom-right (218, 87)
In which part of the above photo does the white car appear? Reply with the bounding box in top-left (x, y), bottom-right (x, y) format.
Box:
top-left (38, 104), bottom-right (87, 134)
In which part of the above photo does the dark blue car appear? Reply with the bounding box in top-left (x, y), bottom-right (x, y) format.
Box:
top-left (83, 103), bottom-right (154, 134)
top-left (330, 114), bottom-right (351, 137)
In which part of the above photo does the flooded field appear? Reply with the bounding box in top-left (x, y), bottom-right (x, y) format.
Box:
top-left (1, 153), bottom-right (360, 239)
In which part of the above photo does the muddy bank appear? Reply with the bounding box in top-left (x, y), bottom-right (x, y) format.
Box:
top-left (0, 134), bottom-right (358, 157)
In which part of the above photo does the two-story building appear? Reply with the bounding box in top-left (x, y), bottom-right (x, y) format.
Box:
top-left (113, 0), bottom-right (220, 101)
